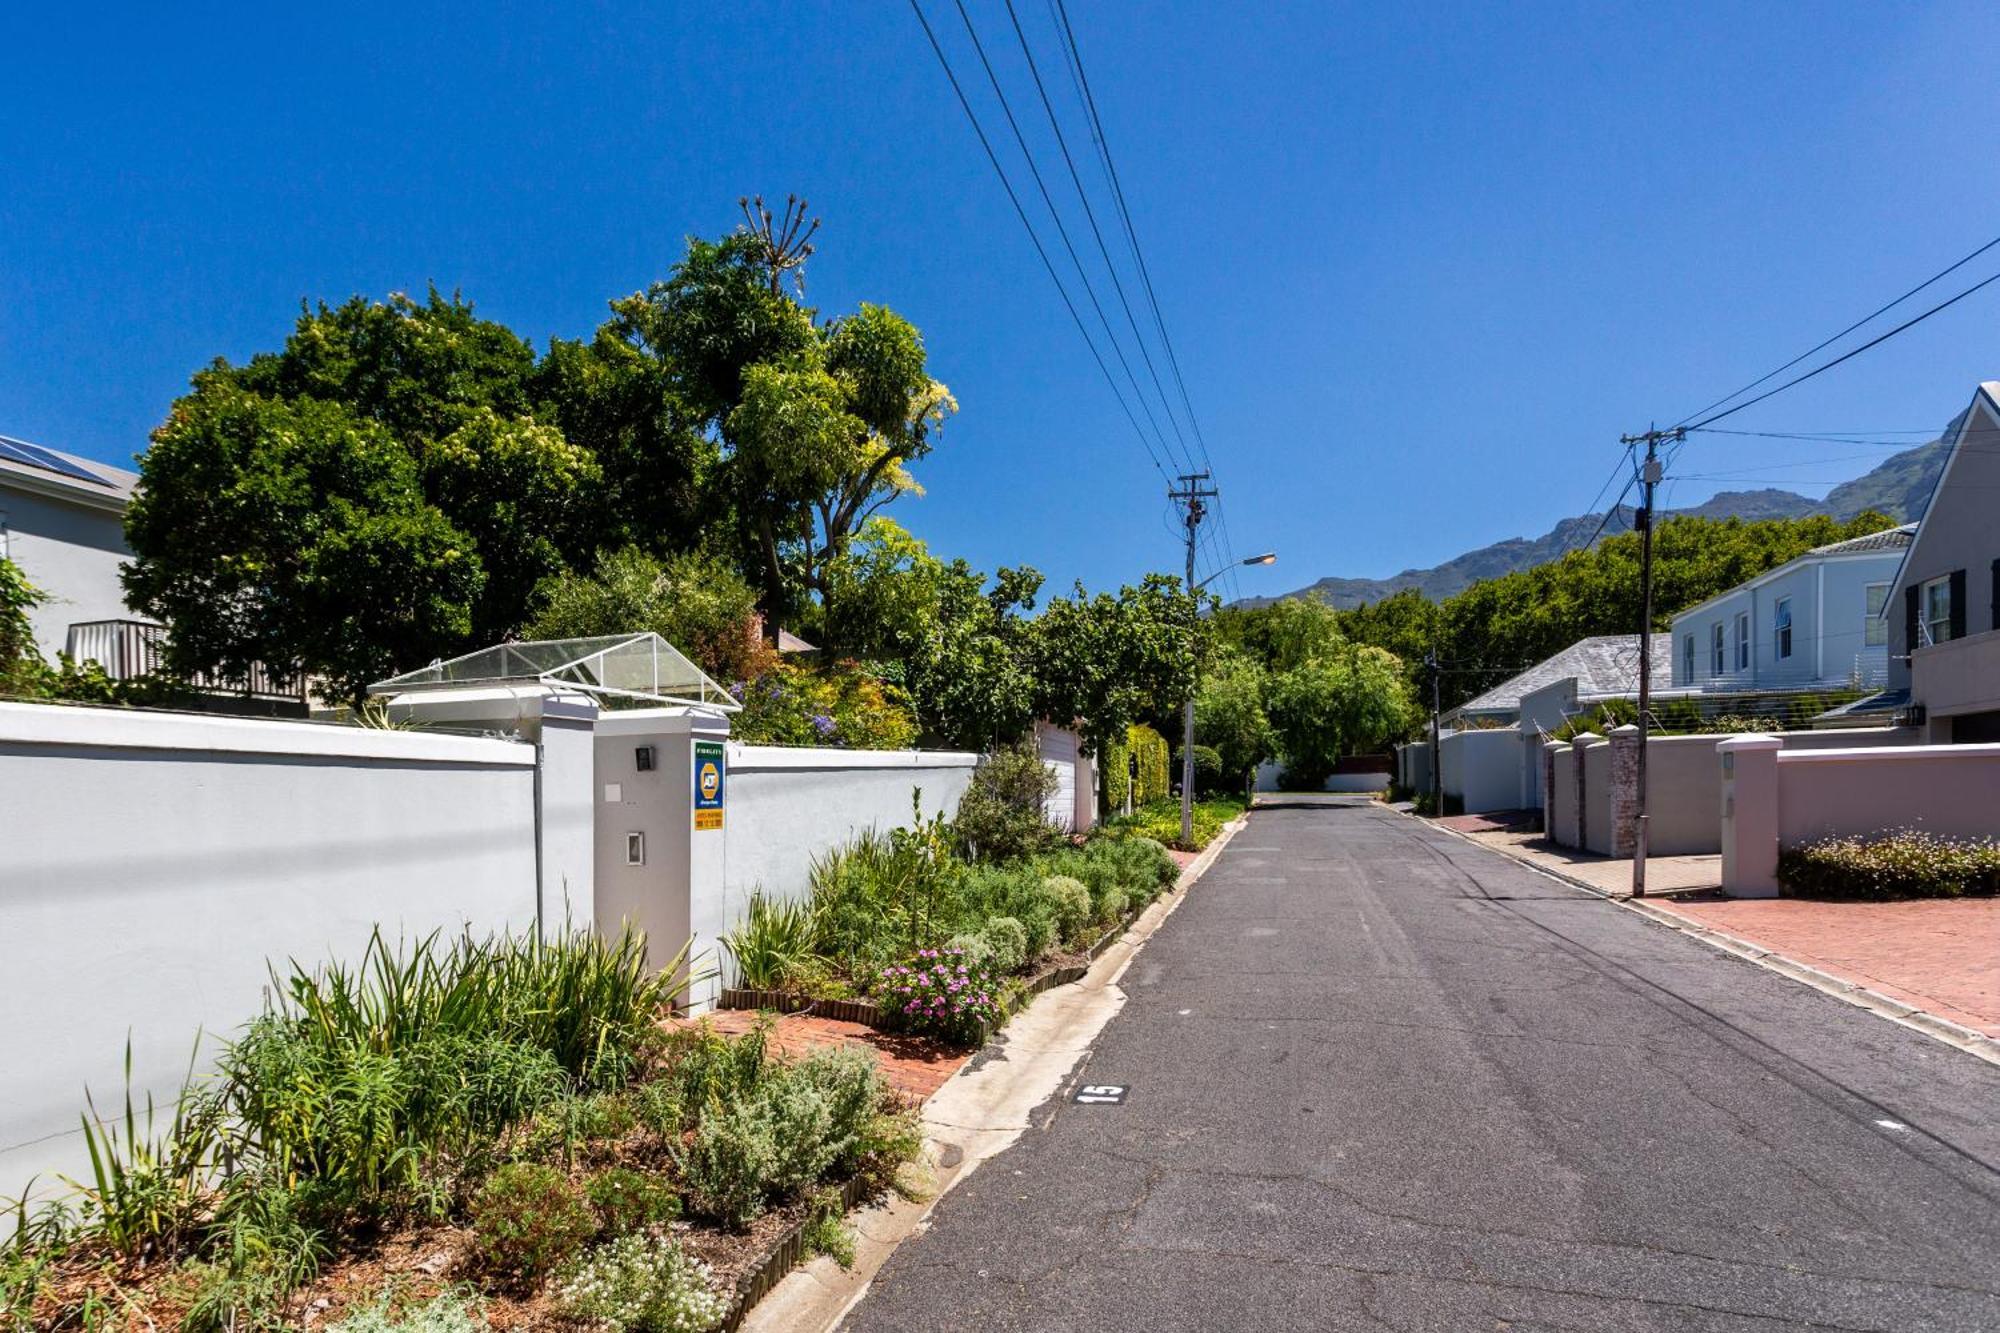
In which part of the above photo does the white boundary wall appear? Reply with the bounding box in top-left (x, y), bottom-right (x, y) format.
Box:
top-left (1440, 729), bottom-right (1524, 813)
top-left (0, 702), bottom-right (548, 1199)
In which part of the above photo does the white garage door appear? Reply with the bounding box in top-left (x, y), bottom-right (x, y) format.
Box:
top-left (1036, 725), bottom-right (1078, 830)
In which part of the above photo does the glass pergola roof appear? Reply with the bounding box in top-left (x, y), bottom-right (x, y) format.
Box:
top-left (368, 633), bottom-right (740, 711)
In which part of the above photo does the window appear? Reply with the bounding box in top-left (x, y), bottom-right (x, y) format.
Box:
top-left (1710, 622), bottom-right (1725, 675)
top-left (1923, 576), bottom-right (1955, 646)
top-left (1864, 583), bottom-right (1888, 647)
top-left (1735, 612), bottom-right (1751, 670)
top-left (1682, 633), bottom-right (1694, 682)
top-left (625, 832), bottom-right (645, 866)
top-left (1774, 598), bottom-right (1793, 661)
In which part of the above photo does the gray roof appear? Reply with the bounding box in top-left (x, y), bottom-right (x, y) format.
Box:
top-left (0, 434), bottom-right (139, 507)
top-left (1807, 522), bottom-right (1916, 556)
top-left (1455, 633), bottom-right (1673, 717)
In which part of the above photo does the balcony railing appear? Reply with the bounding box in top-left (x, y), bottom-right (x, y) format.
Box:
top-left (1691, 653), bottom-right (1887, 694)
top-left (63, 619), bottom-right (306, 702)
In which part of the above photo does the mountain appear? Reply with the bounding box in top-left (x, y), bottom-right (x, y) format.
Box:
top-left (1243, 437), bottom-right (1948, 611)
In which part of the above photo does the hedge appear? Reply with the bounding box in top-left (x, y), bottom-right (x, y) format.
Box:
top-left (1777, 830), bottom-right (2000, 900)
top-left (1101, 723), bottom-right (1171, 812)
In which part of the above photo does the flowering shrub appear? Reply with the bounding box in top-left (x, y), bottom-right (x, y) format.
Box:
top-left (729, 661), bottom-right (918, 749)
top-left (555, 1233), bottom-right (729, 1333)
top-left (1779, 830), bottom-right (2000, 900)
top-left (875, 948), bottom-right (1003, 1046)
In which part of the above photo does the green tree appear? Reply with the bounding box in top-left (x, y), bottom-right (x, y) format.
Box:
top-left (610, 225), bottom-right (955, 639)
top-left (524, 546), bottom-right (766, 685)
top-left (1194, 650), bottom-right (1274, 792)
top-left (123, 383), bottom-right (483, 706)
top-left (1264, 644), bottom-right (1415, 787)
top-left (900, 560), bottom-right (1040, 750)
top-left (1, 556), bottom-right (47, 697)
top-left (1029, 574), bottom-right (1203, 755)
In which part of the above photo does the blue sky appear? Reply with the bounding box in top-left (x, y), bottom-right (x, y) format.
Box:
top-left (5, 2), bottom-right (2000, 602)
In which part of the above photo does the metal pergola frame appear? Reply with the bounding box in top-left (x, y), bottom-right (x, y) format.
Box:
top-left (367, 632), bottom-right (742, 712)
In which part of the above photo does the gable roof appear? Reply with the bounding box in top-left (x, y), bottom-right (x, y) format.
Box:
top-left (1667, 522), bottom-right (1915, 625)
top-left (1807, 523), bottom-right (1918, 556)
top-left (0, 435), bottom-right (139, 512)
top-left (1886, 381), bottom-right (2000, 605)
top-left (1454, 633), bottom-right (1672, 717)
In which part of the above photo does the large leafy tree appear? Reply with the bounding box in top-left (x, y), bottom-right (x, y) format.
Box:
top-left (1264, 643), bottom-right (1416, 786)
top-left (1029, 574), bottom-right (1204, 755)
top-left (123, 383), bottom-right (483, 705)
top-left (900, 560), bottom-right (1040, 750)
top-left (522, 546), bottom-right (767, 686)
top-left (125, 291), bottom-right (616, 694)
top-left (608, 222), bottom-right (955, 640)
top-left (1194, 649), bottom-right (1275, 791)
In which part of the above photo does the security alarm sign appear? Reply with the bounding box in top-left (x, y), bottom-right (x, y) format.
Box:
top-left (693, 740), bottom-right (725, 831)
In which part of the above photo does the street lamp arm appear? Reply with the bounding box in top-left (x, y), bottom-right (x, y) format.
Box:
top-left (1193, 552), bottom-right (1277, 593)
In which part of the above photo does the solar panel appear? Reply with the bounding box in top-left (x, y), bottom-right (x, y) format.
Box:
top-left (0, 436), bottom-right (111, 486)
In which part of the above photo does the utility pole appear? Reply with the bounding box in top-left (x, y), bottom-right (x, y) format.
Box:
top-left (1169, 471), bottom-right (1217, 848)
top-left (1619, 425), bottom-right (1679, 898)
top-left (1426, 646), bottom-right (1442, 816)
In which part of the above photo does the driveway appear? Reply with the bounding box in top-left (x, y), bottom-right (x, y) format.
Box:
top-left (840, 798), bottom-right (2000, 1331)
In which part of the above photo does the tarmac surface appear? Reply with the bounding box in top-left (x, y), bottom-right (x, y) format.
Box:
top-left (840, 798), bottom-right (2000, 1332)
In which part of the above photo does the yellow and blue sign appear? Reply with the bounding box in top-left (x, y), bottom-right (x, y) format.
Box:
top-left (693, 740), bottom-right (725, 831)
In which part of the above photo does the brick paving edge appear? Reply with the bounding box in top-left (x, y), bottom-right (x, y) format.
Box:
top-left (1408, 808), bottom-right (2000, 1070)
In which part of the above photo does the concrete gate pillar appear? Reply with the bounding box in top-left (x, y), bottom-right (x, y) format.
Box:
top-left (1719, 734), bottom-right (1782, 898)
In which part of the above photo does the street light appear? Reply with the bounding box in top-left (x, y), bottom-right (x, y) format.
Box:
top-left (1182, 552), bottom-right (1278, 847)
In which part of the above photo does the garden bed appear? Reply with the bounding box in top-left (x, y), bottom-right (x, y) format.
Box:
top-left (5, 931), bottom-right (923, 1333)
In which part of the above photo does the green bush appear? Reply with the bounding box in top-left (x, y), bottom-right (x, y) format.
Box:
top-left (720, 892), bottom-right (821, 991)
top-left (585, 1167), bottom-right (681, 1236)
top-left (958, 864), bottom-right (1057, 958)
top-left (469, 1163), bottom-right (596, 1285)
top-left (953, 742), bottom-right (1059, 862)
top-left (327, 1292), bottom-right (486, 1333)
top-left (1039, 876), bottom-right (1094, 945)
top-left (1104, 796), bottom-right (1242, 850)
top-left (1102, 723), bottom-right (1172, 812)
top-left (978, 916), bottom-right (1029, 974)
top-left (554, 1232), bottom-right (729, 1333)
top-left (787, 1046), bottom-right (883, 1177)
top-left (943, 931), bottom-right (991, 968)
top-left (680, 1098), bottom-right (778, 1228)
top-left (1778, 831), bottom-right (2000, 900)
top-left (1096, 885), bottom-right (1128, 928)
top-left (1174, 745), bottom-right (1226, 797)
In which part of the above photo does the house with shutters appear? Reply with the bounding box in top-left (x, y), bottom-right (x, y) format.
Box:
top-left (1667, 523), bottom-right (1914, 696)
top-left (1883, 381), bottom-right (2000, 743)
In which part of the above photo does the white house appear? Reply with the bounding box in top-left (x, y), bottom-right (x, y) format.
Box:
top-left (0, 435), bottom-right (137, 661)
top-left (1667, 524), bottom-right (1915, 695)
top-left (1884, 382), bottom-right (2000, 743)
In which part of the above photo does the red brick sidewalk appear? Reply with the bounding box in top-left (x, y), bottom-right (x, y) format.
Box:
top-left (1656, 895), bottom-right (2000, 1038)
top-left (668, 1010), bottom-right (972, 1102)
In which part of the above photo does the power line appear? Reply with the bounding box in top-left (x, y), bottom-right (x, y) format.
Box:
top-left (1684, 265), bottom-right (2000, 433)
top-left (947, 0), bottom-right (1193, 481)
top-left (1002, 0), bottom-right (1196, 474)
top-left (1671, 229), bottom-right (2000, 428)
top-left (1048, 0), bottom-right (1248, 602)
top-left (907, 0), bottom-right (1175, 483)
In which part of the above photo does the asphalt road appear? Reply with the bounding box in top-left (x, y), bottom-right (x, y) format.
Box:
top-left (841, 799), bottom-right (2000, 1332)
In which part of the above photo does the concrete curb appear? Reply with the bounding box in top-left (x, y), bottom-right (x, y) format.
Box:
top-left (737, 815), bottom-right (1252, 1333)
top-left (1413, 811), bottom-right (2000, 1069)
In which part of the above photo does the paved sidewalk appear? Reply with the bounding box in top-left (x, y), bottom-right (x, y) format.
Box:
top-left (1657, 894), bottom-right (2000, 1038)
top-left (1447, 822), bottom-right (1723, 896)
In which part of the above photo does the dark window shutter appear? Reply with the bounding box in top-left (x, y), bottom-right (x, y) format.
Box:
top-left (1991, 558), bottom-right (1999, 632)
top-left (1950, 568), bottom-right (1968, 640)
top-left (1905, 584), bottom-right (1920, 651)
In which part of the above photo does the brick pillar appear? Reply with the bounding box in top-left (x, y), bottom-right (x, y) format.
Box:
top-left (1569, 731), bottom-right (1600, 852)
top-left (1608, 724), bottom-right (1640, 857)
